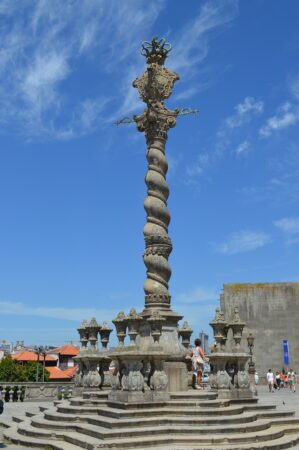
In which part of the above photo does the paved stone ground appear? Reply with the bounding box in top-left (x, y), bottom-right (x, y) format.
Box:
top-left (257, 385), bottom-right (299, 449)
top-left (0, 387), bottom-right (298, 449)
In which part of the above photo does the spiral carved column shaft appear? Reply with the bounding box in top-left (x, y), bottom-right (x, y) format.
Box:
top-left (133, 46), bottom-right (179, 311)
top-left (143, 136), bottom-right (172, 308)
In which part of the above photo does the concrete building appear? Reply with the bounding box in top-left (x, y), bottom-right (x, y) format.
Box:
top-left (220, 282), bottom-right (299, 378)
top-left (0, 340), bottom-right (12, 354)
top-left (199, 331), bottom-right (209, 354)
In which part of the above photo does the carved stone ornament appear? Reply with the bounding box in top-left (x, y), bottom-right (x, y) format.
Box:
top-left (133, 64), bottom-right (179, 103)
top-left (77, 320), bottom-right (89, 350)
top-left (112, 311), bottom-right (127, 346)
top-left (229, 307), bottom-right (245, 349)
top-left (209, 372), bottom-right (218, 389)
top-left (127, 308), bottom-right (143, 346)
top-left (147, 310), bottom-right (165, 345)
top-left (178, 321), bottom-right (193, 348)
top-left (110, 373), bottom-right (121, 390)
top-left (121, 360), bottom-right (144, 391)
top-left (236, 370), bottom-right (250, 389)
top-left (99, 321), bottom-right (113, 350)
top-left (216, 370), bottom-right (231, 390)
top-left (74, 361), bottom-right (83, 387)
top-left (82, 362), bottom-right (89, 388)
top-left (210, 308), bottom-right (228, 350)
top-left (150, 369), bottom-right (168, 391)
top-left (149, 358), bottom-right (168, 391)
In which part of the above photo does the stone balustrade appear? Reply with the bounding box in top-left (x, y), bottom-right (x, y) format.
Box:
top-left (0, 382), bottom-right (76, 401)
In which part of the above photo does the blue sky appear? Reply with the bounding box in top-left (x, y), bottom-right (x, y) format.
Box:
top-left (0, 0), bottom-right (299, 347)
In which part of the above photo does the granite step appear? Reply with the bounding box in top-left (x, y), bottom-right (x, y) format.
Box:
top-left (43, 409), bottom-right (265, 426)
top-left (82, 391), bottom-right (109, 400)
top-left (88, 404), bottom-right (279, 419)
top-left (43, 406), bottom-right (294, 426)
top-left (170, 392), bottom-right (217, 400)
top-left (29, 416), bottom-right (299, 439)
top-left (70, 398), bottom-right (108, 407)
top-left (3, 422), bottom-right (82, 450)
top-left (4, 430), bottom-right (299, 450)
top-left (15, 420), bottom-right (299, 449)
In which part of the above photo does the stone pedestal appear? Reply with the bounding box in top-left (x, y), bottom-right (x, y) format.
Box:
top-left (74, 351), bottom-right (111, 390)
top-left (138, 309), bottom-right (188, 392)
top-left (163, 361), bottom-right (188, 392)
top-left (209, 352), bottom-right (253, 400)
top-left (108, 348), bottom-right (170, 404)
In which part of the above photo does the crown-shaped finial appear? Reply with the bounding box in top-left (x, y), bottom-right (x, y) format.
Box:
top-left (141, 36), bottom-right (172, 64)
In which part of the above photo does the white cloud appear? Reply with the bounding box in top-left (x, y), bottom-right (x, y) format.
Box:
top-left (259, 102), bottom-right (299, 137)
top-left (0, 0), bottom-right (165, 139)
top-left (0, 299), bottom-right (119, 323)
top-left (225, 97), bottom-right (264, 129)
top-left (274, 217), bottom-right (299, 244)
top-left (215, 230), bottom-right (270, 255)
top-left (274, 217), bottom-right (299, 233)
top-left (185, 152), bottom-right (209, 182)
top-left (177, 286), bottom-right (218, 304)
top-left (289, 75), bottom-right (299, 101)
top-left (235, 140), bottom-right (250, 155)
top-left (217, 97), bottom-right (263, 153)
top-left (185, 96), bottom-right (262, 183)
top-left (170, 0), bottom-right (238, 76)
top-left (174, 85), bottom-right (207, 101)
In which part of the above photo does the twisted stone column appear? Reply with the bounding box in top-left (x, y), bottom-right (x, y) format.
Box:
top-left (133, 39), bottom-right (179, 311)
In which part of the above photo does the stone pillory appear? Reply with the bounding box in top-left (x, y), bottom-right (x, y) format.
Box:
top-left (133, 37), bottom-right (179, 311)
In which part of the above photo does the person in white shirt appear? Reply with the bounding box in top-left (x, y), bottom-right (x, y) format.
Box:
top-left (254, 371), bottom-right (259, 385)
top-left (266, 369), bottom-right (274, 392)
top-left (288, 369), bottom-right (296, 393)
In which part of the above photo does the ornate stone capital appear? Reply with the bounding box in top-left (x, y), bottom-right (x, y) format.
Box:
top-left (134, 105), bottom-right (179, 145)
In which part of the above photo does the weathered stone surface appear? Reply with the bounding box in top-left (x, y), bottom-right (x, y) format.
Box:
top-left (2, 388), bottom-right (299, 449)
top-left (221, 282), bottom-right (299, 378)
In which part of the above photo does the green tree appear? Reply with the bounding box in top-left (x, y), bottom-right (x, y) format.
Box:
top-left (24, 361), bottom-right (50, 382)
top-left (0, 357), bottom-right (50, 382)
top-left (0, 356), bottom-right (26, 382)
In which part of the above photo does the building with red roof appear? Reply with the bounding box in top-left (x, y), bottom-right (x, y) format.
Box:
top-left (46, 366), bottom-right (76, 380)
top-left (11, 347), bottom-right (79, 381)
top-left (47, 345), bottom-right (79, 370)
top-left (11, 351), bottom-right (56, 365)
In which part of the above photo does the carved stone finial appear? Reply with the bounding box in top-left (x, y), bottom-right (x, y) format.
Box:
top-left (99, 322), bottom-right (113, 351)
top-left (148, 310), bottom-right (165, 345)
top-left (77, 320), bottom-right (89, 350)
top-left (178, 321), bottom-right (193, 348)
top-left (232, 307), bottom-right (241, 323)
top-left (112, 312), bottom-right (127, 347)
top-left (210, 309), bottom-right (228, 351)
top-left (127, 309), bottom-right (143, 347)
top-left (214, 308), bottom-right (226, 323)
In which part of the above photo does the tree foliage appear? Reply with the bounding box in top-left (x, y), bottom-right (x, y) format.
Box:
top-left (0, 356), bottom-right (50, 382)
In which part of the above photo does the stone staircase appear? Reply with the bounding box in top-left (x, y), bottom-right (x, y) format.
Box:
top-left (3, 390), bottom-right (299, 450)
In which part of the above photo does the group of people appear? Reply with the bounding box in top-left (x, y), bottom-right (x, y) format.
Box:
top-left (266, 368), bottom-right (297, 393)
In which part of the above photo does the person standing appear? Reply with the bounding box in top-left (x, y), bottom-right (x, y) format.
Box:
top-left (191, 338), bottom-right (208, 390)
top-left (280, 370), bottom-right (285, 388)
top-left (275, 371), bottom-right (281, 390)
top-left (288, 369), bottom-right (296, 393)
top-left (0, 388), bottom-right (3, 415)
top-left (254, 371), bottom-right (259, 385)
top-left (267, 369), bottom-right (274, 393)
